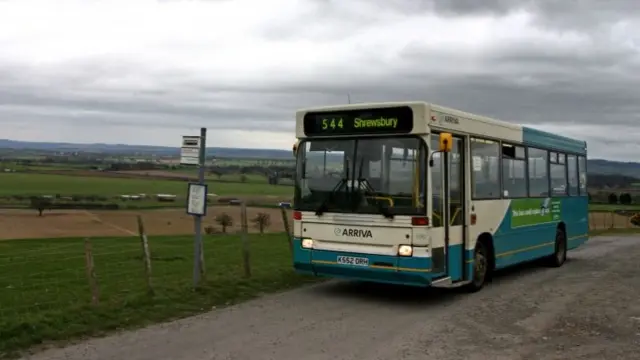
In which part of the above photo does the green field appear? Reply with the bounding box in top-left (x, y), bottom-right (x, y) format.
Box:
top-left (0, 173), bottom-right (293, 197)
top-left (0, 233), bottom-right (317, 357)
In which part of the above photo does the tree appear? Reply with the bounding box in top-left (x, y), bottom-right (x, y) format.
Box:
top-left (608, 193), bottom-right (618, 204)
top-left (215, 213), bottom-right (233, 233)
top-left (240, 174), bottom-right (248, 183)
top-left (30, 196), bottom-right (52, 216)
top-left (252, 213), bottom-right (271, 234)
top-left (620, 193), bottom-right (632, 205)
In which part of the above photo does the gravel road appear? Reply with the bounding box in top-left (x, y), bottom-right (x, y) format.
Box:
top-left (23, 235), bottom-right (640, 360)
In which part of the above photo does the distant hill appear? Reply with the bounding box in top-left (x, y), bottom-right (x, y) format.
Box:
top-left (1, 139), bottom-right (639, 177)
top-left (584, 159), bottom-right (640, 178)
top-left (0, 139), bottom-right (293, 159)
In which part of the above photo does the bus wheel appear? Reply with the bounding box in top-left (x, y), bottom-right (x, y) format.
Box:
top-left (548, 228), bottom-right (567, 268)
top-left (465, 241), bottom-right (489, 293)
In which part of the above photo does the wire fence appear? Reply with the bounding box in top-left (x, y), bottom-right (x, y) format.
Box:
top-left (0, 205), bottom-right (303, 355)
top-left (2, 210), bottom-right (637, 316)
top-left (2, 210), bottom-right (637, 311)
top-left (589, 210), bottom-right (640, 230)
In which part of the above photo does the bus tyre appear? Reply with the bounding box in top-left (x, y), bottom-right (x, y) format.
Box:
top-left (465, 241), bottom-right (489, 293)
top-left (548, 228), bottom-right (567, 268)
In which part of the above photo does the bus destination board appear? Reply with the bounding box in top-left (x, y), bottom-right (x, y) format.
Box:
top-left (303, 106), bottom-right (414, 136)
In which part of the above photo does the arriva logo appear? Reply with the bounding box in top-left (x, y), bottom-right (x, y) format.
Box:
top-left (334, 228), bottom-right (373, 238)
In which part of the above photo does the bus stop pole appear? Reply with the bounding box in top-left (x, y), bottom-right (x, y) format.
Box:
top-left (193, 127), bottom-right (207, 287)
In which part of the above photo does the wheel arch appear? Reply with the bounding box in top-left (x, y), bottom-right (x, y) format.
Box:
top-left (476, 232), bottom-right (495, 272)
top-left (557, 221), bottom-right (566, 235)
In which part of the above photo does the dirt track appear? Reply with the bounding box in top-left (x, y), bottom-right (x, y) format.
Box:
top-left (22, 235), bottom-right (640, 360)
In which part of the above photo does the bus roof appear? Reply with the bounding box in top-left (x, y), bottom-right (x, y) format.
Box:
top-left (295, 101), bottom-right (587, 155)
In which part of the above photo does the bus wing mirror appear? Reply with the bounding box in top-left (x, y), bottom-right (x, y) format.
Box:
top-left (439, 133), bottom-right (453, 152)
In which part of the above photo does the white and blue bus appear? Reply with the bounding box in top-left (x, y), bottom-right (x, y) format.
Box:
top-left (291, 101), bottom-right (588, 292)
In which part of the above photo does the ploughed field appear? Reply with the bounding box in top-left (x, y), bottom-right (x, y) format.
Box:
top-left (0, 206), bottom-right (291, 240)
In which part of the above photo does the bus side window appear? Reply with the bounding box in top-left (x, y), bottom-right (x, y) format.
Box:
top-left (567, 155), bottom-right (579, 196)
top-left (550, 152), bottom-right (567, 196)
top-left (470, 138), bottom-right (500, 199)
top-left (502, 144), bottom-right (527, 198)
top-left (578, 156), bottom-right (587, 195)
top-left (528, 147), bottom-right (549, 197)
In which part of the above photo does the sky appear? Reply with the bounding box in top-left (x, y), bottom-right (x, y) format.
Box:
top-left (1, 0), bottom-right (639, 160)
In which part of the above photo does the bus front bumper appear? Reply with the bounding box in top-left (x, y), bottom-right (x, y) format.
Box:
top-left (292, 238), bottom-right (435, 287)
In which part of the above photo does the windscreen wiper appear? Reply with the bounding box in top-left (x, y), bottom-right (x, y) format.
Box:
top-left (315, 160), bottom-right (350, 216)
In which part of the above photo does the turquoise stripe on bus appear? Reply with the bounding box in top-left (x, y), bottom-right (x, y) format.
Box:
top-left (522, 126), bottom-right (587, 154)
top-left (292, 238), bottom-right (440, 287)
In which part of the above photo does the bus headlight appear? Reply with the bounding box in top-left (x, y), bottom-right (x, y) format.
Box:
top-left (398, 245), bottom-right (413, 257)
top-left (301, 238), bottom-right (314, 249)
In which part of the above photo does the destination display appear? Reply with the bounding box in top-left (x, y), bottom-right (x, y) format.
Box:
top-left (303, 106), bottom-right (414, 136)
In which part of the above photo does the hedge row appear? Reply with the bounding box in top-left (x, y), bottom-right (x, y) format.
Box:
top-left (48, 202), bottom-right (121, 210)
top-left (2, 195), bottom-right (111, 202)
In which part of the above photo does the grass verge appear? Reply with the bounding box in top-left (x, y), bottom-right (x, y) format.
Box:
top-left (0, 233), bottom-right (318, 358)
top-left (2, 228), bottom-right (638, 358)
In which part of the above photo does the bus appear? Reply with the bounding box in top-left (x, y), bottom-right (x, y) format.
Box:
top-left (291, 101), bottom-right (588, 292)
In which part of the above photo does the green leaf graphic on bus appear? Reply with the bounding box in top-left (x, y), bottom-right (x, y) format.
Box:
top-left (510, 198), bottom-right (561, 228)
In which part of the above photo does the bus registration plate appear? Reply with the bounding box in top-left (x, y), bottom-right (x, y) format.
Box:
top-left (337, 256), bottom-right (369, 267)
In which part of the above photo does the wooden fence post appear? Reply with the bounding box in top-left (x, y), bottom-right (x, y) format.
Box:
top-left (610, 211), bottom-right (614, 229)
top-left (240, 202), bottom-right (251, 277)
top-left (280, 207), bottom-right (293, 254)
top-left (199, 239), bottom-right (206, 282)
top-left (84, 238), bottom-right (99, 305)
top-left (137, 215), bottom-right (154, 295)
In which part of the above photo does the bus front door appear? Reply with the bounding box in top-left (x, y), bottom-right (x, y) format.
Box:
top-left (430, 133), bottom-right (467, 283)
top-left (445, 135), bottom-right (466, 282)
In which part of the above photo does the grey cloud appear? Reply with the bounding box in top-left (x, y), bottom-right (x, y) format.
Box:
top-left (2, 2), bottom-right (640, 160)
top-left (5, 37), bottom-right (638, 143)
top-left (524, 1), bottom-right (640, 30)
top-left (0, 102), bottom-right (295, 134)
top-left (0, 68), bottom-right (294, 131)
top-left (365, 0), bottom-right (640, 31)
top-left (342, 0), bottom-right (520, 17)
top-left (419, 0), bottom-right (517, 16)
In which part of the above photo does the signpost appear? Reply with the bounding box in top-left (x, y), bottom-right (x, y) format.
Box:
top-left (181, 129), bottom-right (207, 287)
top-left (186, 183), bottom-right (207, 216)
top-left (180, 135), bottom-right (201, 165)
